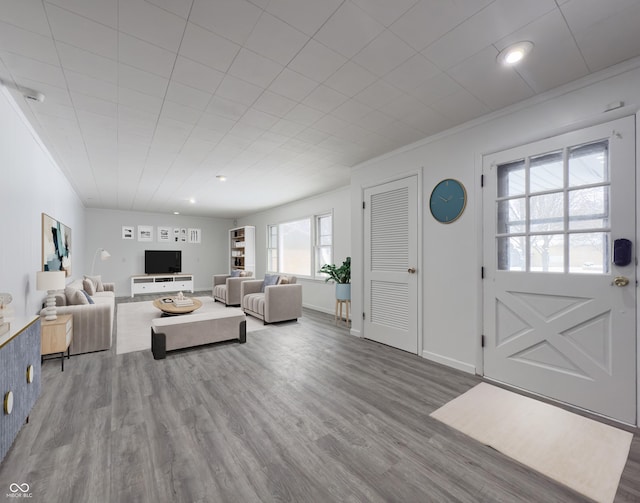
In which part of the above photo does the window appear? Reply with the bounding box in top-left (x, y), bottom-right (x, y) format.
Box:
top-left (268, 213), bottom-right (332, 278)
top-left (497, 140), bottom-right (609, 274)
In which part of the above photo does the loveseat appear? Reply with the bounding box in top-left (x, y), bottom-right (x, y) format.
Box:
top-left (213, 271), bottom-right (254, 306)
top-left (240, 275), bottom-right (302, 324)
top-left (40, 277), bottom-right (115, 354)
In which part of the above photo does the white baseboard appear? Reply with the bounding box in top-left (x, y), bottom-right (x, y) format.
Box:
top-left (422, 351), bottom-right (476, 375)
top-left (349, 328), bottom-right (361, 337)
top-left (303, 303), bottom-right (334, 315)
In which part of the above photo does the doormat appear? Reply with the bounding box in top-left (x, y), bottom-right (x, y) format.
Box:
top-left (430, 383), bottom-right (632, 503)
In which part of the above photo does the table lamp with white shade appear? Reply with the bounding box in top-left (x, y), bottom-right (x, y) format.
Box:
top-left (36, 271), bottom-right (65, 320)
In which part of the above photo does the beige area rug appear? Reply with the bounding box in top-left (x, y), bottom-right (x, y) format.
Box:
top-left (430, 383), bottom-right (632, 503)
top-left (116, 296), bottom-right (266, 355)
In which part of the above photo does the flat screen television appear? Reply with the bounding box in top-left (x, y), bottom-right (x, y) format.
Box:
top-left (145, 250), bottom-right (181, 274)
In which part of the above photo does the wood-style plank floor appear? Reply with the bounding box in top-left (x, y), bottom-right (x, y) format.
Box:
top-left (1, 295), bottom-right (639, 502)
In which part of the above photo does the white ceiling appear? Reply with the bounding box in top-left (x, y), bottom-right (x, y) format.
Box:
top-left (2, 0), bottom-right (640, 217)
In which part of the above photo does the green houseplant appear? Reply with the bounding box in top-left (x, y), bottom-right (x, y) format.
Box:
top-left (319, 257), bottom-right (351, 300)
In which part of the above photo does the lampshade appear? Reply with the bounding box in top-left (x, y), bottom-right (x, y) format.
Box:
top-left (36, 271), bottom-right (65, 291)
top-left (91, 248), bottom-right (111, 274)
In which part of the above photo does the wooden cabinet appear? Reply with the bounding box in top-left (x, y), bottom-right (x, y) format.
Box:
top-left (230, 226), bottom-right (255, 274)
top-left (41, 314), bottom-right (72, 371)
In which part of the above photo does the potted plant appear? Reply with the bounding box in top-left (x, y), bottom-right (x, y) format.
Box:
top-left (319, 257), bottom-right (351, 300)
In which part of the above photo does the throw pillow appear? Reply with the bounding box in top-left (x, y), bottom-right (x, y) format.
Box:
top-left (230, 270), bottom-right (241, 277)
top-left (261, 273), bottom-right (280, 292)
top-left (83, 278), bottom-right (96, 296)
top-left (65, 287), bottom-right (88, 305)
top-left (84, 274), bottom-right (104, 292)
top-left (81, 289), bottom-right (95, 304)
top-left (278, 276), bottom-right (289, 285)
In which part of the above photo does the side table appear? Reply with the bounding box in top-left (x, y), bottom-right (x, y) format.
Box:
top-left (41, 314), bottom-right (73, 371)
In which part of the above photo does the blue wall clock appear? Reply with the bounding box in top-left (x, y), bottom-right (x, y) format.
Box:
top-left (429, 179), bottom-right (467, 223)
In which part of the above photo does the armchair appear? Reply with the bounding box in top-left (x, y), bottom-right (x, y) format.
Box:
top-left (212, 272), bottom-right (254, 306)
top-left (241, 276), bottom-right (302, 324)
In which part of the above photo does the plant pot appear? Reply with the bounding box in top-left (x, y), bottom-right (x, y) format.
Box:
top-left (335, 283), bottom-right (351, 301)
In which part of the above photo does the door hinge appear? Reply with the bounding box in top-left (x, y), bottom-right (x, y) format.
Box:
top-left (362, 201), bottom-right (365, 209)
top-left (362, 312), bottom-right (366, 320)
top-left (481, 266), bottom-right (485, 279)
top-left (481, 335), bottom-right (485, 347)
top-left (481, 174), bottom-right (484, 187)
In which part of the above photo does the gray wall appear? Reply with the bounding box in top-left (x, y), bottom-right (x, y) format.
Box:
top-left (85, 209), bottom-right (234, 295)
top-left (0, 88), bottom-right (86, 318)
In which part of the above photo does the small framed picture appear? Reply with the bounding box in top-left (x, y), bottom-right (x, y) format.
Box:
top-left (173, 228), bottom-right (180, 242)
top-left (138, 225), bottom-right (153, 242)
top-left (188, 228), bottom-right (201, 244)
top-left (180, 228), bottom-right (187, 242)
top-left (158, 226), bottom-right (171, 242)
top-left (122, 226), bottom-right (134, 240)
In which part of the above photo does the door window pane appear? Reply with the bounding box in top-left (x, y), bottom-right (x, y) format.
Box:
top-left (569, 233), bottom-right (609, 274)
top-left (497, 160), bottom-right (525, 197)
top-left (568, 187), bottom-right (609, 230)
top-left (530, 234), bottom-right (564, 272)
top-left (530, 193), bottom-right (564, 232)
top-left (569, 141), bottom-right (608, 187)
top-left (497, 198), bottom-right (526, 234)
top-left (530, 151), bottom-right (563, 192)
top-left (498, 236), bottom-right (525, 271)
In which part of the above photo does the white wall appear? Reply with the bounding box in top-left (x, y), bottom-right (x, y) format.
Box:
top-left (351, 59), bottom-right (640, 375)
top-left (85, 209), bottom-right (233, 295)
top-left (0, 88), bottom-right (85, 318)
top-left (238, 186), bottom-right (351, 314)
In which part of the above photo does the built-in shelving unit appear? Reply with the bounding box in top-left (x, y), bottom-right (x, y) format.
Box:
top-left (130, 274), bottom-right (194, 297)
top-left (230, 226), bottom-right (255, 274)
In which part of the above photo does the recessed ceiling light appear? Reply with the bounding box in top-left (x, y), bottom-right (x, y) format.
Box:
top-left (174, 211), bottom-right (180, 215)
top-left (189, 198), bottom-right (196, 204)
top-left (497, 41), bottom-right (534, 66)
top-left (216, 175), bottom-right (227, 181)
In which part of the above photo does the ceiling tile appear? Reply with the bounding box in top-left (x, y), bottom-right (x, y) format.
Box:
top-left (302, 85), bottom-right (348, 113)
top-left (161, 100), bottom-right (202, 124)
top-left (355, 109), bottom-right (396, 133)
top-left (197, 111), bottom-right (236, 133)
top-left (0, 21), bottom-right (58, 65)
top-left (206, 94), bottom-right (248, 121)
top-left (314, 2), bottom-right (384, 59)
top-left (288, 39), bottom-right (347, 82)
top-left (409, 72), bottom-right (463, 105)
top-left (46, 0), bottom-right (118, 28)
top-left (353, 78), bottom-right (404, 109)
top-left (165, 81), bottom-right (213, 110)
top-left (324, 61), bottom-right (377, 97)
top-left (117, 86), bottom-right (163, 115)
top-left (496, 10), bottom-right (589, 93)
top-left (422, 0), bottom-right (557, 70)
top-left (252, 91), bottom-right (297, 117)
top-left (11, 77), bottom-right (72, 107)
top-left (0, 52), bottom-right (67, 88)
top-left (268, 68), bottom-right (318, 102)
top-left (266, 0), bottom-right (343, 36)
top-left (190, 0), bottom-right (262, 45)
top-left (382, 53), bottom-right (440, 93)
top-left (313, 114), bottom-right (349, 135)
top-left (352, 29), bottom-right (415, 77)
top-left (380, 93), bottom-right (428, 121)
top-left (118, 63), bottom-right (169, 97)
top-left (228, 49), bottom-right (283, 88)
top-left (118, 33), bottom-right (177, 78)
top-left (285, 103), bottom-right (325, 126)
top-left (331, 99), bottom-right (374, 122)
top-left (45, 3), bottom-right (117, 59)
top-left (65, 70), bottom-right (117, 102)
top-left (56, 42), bottom-right (117, 82)
top-left (429, 87), bottom-right (490, 124)
top-left (447, 45), bottom-right (535, 109)
top-left (171, 56), bottom-right (224, 94)
top-left (244, 13), bottom-right (309, 66)
top-left (71, 92), bottom-right (117, 117)
top-left (215, 74), bottom-right (264, 106)
top-left (0, 0), bottom-right (51, 36)
top-left (179, 22), bottom-right (240, 73)
top-left (239, 108), bottom-right (279, 129)
top-left (145, 0), bottom-right (193, 19)
top-left (270, 118), bottom-right (308, 137)
top-left (351, 0), bottom-right (419, 27)
top-left (118, 0), bottom-right (186, 52)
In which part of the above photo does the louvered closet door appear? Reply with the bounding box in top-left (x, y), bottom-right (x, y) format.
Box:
top-left (364, 176), bottom-right (418, 353)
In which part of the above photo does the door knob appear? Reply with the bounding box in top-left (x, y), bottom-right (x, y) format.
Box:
top-left (613, 276), bottom-right (630, 287)
top-left (408, 267), bottom-right (416, 274)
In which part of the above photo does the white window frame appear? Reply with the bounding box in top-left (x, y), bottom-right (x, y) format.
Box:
top-left (267, 211), bottom-right (333, 280)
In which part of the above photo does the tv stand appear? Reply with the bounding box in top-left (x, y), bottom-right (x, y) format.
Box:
top-left (130, 274), bottom-right (194, 297)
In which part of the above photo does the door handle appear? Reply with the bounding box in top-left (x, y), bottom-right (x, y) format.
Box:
top-left (613, 276), bottom-right (630, 287)
top-left (408, 267), bottom-right (416, 274)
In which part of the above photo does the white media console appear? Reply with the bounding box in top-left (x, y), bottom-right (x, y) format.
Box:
top-left (130, 274), bottom-right (194, 297)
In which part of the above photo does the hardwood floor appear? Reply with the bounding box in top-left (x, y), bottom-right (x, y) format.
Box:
top-left (1, 297), bottom-right (639, 502)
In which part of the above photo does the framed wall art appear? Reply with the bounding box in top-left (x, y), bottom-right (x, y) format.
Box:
top-left (138, 225), bottom-right (153, 242)
top-left (122, 226), bottom-right (134, 240)
top-left (158, 226), bottom-right (171, 242)
top-left (42, 213), bottom-right (72, 277)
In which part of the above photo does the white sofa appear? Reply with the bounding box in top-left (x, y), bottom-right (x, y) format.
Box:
top-left (41, 278), bottom-right (115, 354)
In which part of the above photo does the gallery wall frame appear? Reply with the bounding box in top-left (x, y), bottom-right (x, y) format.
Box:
top-left (138, 225), bottom-right (153, 242)
top-left (42, 213), bottom-right (72, 277)
top-left (122, 226), bottom-right (134, 239)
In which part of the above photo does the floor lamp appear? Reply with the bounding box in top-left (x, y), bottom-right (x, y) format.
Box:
top-left (36, 271), bottom-right (66, 321)
top-left (91, 248), bottom-right (111, 275)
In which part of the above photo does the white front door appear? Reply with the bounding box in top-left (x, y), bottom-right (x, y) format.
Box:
top-left (483, 116), bottom-right (636, 424)
top-left (364, 176), bottom-right (419, 353)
